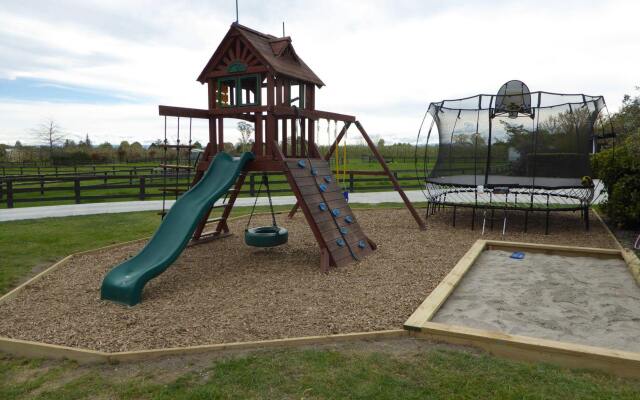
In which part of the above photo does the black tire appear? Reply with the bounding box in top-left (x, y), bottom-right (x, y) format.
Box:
top-left (244, 226), bottom-right (289, 247)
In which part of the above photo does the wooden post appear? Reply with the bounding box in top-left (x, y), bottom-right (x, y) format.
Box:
top-left (217, 118), bottom-right (224, 153)
top-left (266, 74), bottom-right (276, 157)
top-left (74, 178), bottom-right (81, 204)
top-left (40, 175), bottom-right (45, 195)
top-left (6, 180), bottom-right (13, 208)
top-left (300, 117), bottom-right (306, 157)
top-left (349, 172), bottom-right (354, 193)
top-left (139, 176), bottom-right (146, 200)
top-left (354, 121), bottom-right (426, 230)
top-left (282, 118), bottom-right (288, 156)
top-left (290, 118), bottom-right (297, 157)
top-left (255, 114), bottom-right (263, 157)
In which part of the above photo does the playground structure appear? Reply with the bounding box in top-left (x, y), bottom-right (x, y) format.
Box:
top-left (415, 80), bottom-right (615, 234)
top-left (6, 21), bottom-right (640, 384)
top-left (100, 23), bottom-right (425, 305)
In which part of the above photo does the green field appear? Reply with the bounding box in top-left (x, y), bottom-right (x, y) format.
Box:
top-left (1, 209), bottom-right (640, 398)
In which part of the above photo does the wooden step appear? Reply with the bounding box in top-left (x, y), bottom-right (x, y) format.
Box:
top-left (189, 231), bottom-right (232, 246)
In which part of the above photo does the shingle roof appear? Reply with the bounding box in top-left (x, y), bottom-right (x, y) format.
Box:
top-left (197, 23), bottom-right (324, 87)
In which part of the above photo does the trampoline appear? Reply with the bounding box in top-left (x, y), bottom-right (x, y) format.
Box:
top-left (415, 80), bottom-right (614, 234)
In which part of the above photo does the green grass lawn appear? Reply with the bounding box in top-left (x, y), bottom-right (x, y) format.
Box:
top-left (2, 345), bottom-right (640, 399)
top-left (1, 209), bottom-right (640, 398)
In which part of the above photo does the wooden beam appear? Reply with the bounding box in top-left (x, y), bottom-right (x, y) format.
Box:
top-left (159, 105), bottom-right (266, 121)
top-left (254, 114), bottom-right (263, 157)
top-left (325, 122), bottom-right (350, 161)
top-left (271, 106), bottom-right (356, 123)
top-left (217, 118), bottom-right (224, 152)
top-left (204, 66), bottom-right (268, 79)
top-left (412, 322), bottom-right (640, 379)
top-left (354, 121), bottom-right (426, 230)
top-left (404, 240), bottom-right (486, 329)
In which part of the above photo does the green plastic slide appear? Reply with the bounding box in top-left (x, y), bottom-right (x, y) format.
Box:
top-left (100, 151), bottom-right (255, 306)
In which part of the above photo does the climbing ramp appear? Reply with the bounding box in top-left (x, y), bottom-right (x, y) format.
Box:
top-left (283, 157), bottom-right (375, 268)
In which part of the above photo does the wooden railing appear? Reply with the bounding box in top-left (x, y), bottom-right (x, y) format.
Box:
top-left (0, 170), bottom-right (424, 209)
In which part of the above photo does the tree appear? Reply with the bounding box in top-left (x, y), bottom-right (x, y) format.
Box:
top-left (31, 119), bottom-right (65, 159)
top-left (129, 142), bottom-right (144, 161)
top-left (117, 141), bottom-right (130, 162)
top-left (237, 121), bottom-right (254, 152)
top-left (79, 134), bottom-right (92, 149)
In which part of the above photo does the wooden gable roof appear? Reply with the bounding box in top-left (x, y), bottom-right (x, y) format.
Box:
top-left (197, 23), bottom-right (324, 87)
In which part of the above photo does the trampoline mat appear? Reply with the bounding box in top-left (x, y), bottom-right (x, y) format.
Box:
top-left (426, 175), bottom-right (587, 189)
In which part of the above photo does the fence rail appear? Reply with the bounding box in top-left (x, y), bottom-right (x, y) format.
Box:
top-left (0, 169), bottom-right (425, 209)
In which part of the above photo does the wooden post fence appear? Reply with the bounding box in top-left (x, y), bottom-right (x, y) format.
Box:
top-left (139, 177), bottom-right (146, 200)
top-left (74, 178), bottom-right (81, 204)
top-left (7, 180), bottom-right (13, 208)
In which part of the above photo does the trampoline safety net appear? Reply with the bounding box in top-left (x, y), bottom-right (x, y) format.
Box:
top-left (415, 80), bottom-right (613, 214)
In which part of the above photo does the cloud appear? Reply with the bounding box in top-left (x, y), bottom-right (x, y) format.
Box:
top-left (0, 0), bottom-right (638, 145)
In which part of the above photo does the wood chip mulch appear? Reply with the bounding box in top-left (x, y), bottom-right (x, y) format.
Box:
top-left (0, 208), bottom-right (617, 352)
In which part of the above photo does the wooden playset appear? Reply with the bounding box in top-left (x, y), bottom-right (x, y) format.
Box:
top-left (158, 23), bottom-right (425, 269)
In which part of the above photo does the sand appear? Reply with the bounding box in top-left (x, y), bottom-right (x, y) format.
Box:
top-left (433, 250), bottom-right (640, 352)
top-left (0, 208), bottom-right (618, 352)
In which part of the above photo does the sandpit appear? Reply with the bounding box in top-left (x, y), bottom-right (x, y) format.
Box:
top-left (0, 208), bottom-right (618, 352)
top-left (433, 250), bottom-right (640, 352)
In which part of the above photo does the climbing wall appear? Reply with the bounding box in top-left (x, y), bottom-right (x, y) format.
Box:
top-left (285, 158), bottom-right (374, 267)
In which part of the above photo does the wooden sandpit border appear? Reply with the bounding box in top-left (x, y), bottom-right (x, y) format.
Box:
top-left (0, 211), bottom-right (408, 364)
top-left (404, 239), bottom-right (640, 378)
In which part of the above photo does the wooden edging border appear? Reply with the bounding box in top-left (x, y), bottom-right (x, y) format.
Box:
top-left (404, 239), bottom-right (640, 378)
top-left (0, 209), bottom-right (409, 364)
top-left (0, 330), bottom-right (408, 364)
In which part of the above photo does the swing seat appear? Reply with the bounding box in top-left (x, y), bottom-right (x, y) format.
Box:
top-left (245, 226), bottom-right (289, 248)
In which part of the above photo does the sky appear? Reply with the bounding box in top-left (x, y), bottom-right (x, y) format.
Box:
top-left (0, 0), bottom-right (638, 147)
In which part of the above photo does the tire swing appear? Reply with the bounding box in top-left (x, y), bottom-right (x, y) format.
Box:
top-left (244, 172), bottom-right (288, 247)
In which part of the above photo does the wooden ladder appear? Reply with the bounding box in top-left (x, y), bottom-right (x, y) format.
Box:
top-left (191, 171), bottom-right (246, 243)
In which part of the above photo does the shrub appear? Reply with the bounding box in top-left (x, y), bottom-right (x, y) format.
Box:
top-left (592, 134), bottom-right (640, 228)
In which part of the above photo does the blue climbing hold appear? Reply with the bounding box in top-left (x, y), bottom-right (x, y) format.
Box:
top-left (336, 238), bottom-right (346, 247)
top-left (331, 208), bottom-right (341, 217)
top-left (319, 184), bottom-right (327, 192)
top-left (344, 215), bottom-right (353, 224)
top-left (510, 251), bottom-right (525, 260)
top-left (311, 168), bottom-right (318, 176)
top-left (319, 202), bottom-right (327, 211)
top-left (340, 227), bottom-right (348, 235)
top-left (324, 176), bottom-right (331, 183)
top-left (358, 240), bottom-right (366, 249)
top-left (297, 159), bottom-right (306, 168)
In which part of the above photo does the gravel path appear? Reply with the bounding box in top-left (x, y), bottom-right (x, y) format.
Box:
top-left (0, 208), bottom-right (617, 352)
